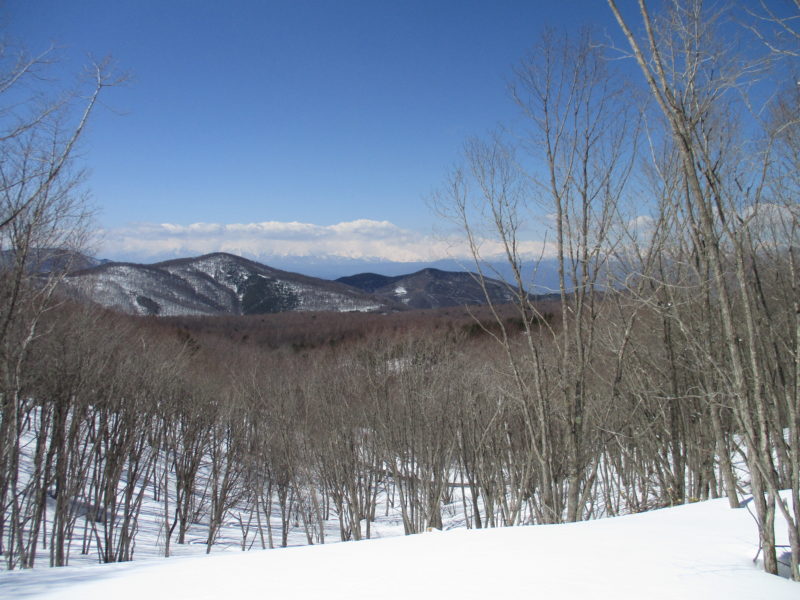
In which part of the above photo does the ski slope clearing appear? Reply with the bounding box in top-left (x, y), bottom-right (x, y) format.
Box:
top-left (1, 496), bottom-right (796, 600)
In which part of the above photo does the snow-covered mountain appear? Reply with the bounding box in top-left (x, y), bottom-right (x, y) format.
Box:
top-left (61, 252), bottom-right (393, 316)
top-left (337, 267), bottom-right (519, 309)
top-left (58, 252), bottom-right (547, 317)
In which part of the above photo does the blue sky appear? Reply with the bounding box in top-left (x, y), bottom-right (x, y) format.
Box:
top-left (8, 1), bottom-right (625, 269)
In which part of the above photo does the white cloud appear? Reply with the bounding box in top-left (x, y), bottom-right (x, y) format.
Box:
top-left (627, 215), bottom-right (655, 231)
top-left (98, 219), bottom-right (555, 264)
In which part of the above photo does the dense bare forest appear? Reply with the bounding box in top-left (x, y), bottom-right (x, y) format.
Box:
top-left (1, 0), bottom-right (799, 582)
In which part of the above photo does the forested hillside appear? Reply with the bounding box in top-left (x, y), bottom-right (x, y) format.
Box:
top-left (0, 289), bottom-right (781, 568)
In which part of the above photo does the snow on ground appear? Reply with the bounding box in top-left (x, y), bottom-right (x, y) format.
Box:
top-left (1, 496), bottom-right (796, 600)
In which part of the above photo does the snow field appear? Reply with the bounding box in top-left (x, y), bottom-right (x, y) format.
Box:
top-left (1, 495), bottom-right (796, 600)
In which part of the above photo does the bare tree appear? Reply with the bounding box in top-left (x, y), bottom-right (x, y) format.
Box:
top-left (434, 28), bottom-right (637, 524)
top-left (608, 0), bottom-right (800, 578)
top-left (0, 36), bottom-right (122, 567)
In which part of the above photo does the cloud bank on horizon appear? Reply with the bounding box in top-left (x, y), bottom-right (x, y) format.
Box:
top-left (98, 219), bottom-right (556, 264)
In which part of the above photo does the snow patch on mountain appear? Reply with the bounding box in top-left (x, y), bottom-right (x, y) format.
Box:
top-left (61, 253), bottom-right (393, 316)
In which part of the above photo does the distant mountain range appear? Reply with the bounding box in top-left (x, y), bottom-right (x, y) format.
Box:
top-left (0, 248), bottom-right (109, 273)
top-left (58, 252), bottom-right (521, 317)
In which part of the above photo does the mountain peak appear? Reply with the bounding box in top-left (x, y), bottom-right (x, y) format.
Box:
top-left (58, 252), bottom-right (522, 316)
top-left (61, 253), bottom-right (394, 317)
top-left (338, 267), bottom-right (513, 309)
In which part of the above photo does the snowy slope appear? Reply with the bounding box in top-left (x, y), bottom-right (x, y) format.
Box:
top-left (1, 497), bottom-right (795, 600)
top-left (61, 252), bottom-right (391, 316)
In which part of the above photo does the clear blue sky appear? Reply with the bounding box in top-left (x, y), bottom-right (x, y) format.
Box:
top-left (7, 1), bottom-right (627, 264)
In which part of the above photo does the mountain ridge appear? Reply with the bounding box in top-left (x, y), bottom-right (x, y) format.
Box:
top-left (61, 252), bottom-right (396, 317)
top-left (337, 267), bottom-right (517, 309)
top-left (58, 251), bottom-right (526, 317)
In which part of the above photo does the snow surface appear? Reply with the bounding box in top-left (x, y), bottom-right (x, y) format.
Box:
top-left (1, 497), bottom-right (796, 600)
